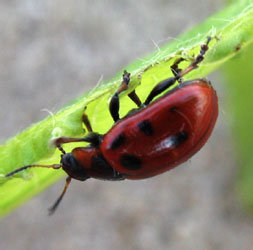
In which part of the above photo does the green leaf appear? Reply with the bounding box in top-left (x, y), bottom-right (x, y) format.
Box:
top-left (1, 0), bottom-right (253, 217)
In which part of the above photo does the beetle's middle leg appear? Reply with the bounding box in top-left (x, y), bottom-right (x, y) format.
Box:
top-left (109, 70), bottom-right (142, 122)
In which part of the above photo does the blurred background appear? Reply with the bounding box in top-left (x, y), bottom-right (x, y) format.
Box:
top-left (1, 1), bottom-right (253, 249)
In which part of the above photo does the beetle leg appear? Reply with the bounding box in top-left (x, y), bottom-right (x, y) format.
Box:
top-left (144, 58), bottom-right (185, 105)
top-left (53, 132), bottom-right (102, 151)
top-left (170, 57), bottom-right (185, 83)
top-left (144, 37), bottom-right (212, 105)
top-left (128, 90), bottom-right (142, 108)
top-left (178, 36), bottom-right (212, 78)
top-left (82, 107), bottom-right (93, 132)
top-left (109, 70), bottom-right (142, 122)
top-left (144, 77), bottom-right (177, 105)
top-left (109, 70), bottom-right (130, 122)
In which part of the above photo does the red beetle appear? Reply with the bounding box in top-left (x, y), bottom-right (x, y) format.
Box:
top-left (6, 37), bottom-right (218, 214)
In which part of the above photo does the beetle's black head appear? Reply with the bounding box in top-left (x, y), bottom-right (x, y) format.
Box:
top-left (61, 153), bottom-right (89, 181)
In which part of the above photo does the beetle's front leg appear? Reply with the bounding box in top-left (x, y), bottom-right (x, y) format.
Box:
top-left (53, 132), bottom-right (102, 154)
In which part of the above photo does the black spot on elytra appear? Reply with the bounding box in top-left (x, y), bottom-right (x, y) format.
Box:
top-left (171, 131), bottom-right (188, 147)
top-left (110, 133), bottom-right (126, 149)
top-left (138, 120), bottom-right (154, 136)
top-left (120, 154), bottom-right (142, 170)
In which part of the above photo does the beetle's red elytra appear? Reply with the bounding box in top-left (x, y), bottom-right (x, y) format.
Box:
top-left (5, 37), bottom-right (218, 214)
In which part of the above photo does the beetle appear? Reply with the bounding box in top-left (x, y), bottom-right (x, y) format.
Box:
top-left (5, 37), bottom-right (218, 214)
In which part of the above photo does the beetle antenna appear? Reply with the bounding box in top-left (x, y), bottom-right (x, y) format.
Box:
top-left (48, 176), bottom-right (72, 215)
top-left (5, 164), bottom-right (61, 177)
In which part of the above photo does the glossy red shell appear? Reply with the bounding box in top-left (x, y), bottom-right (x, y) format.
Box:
top-left (101, 79), bottom-right (218, 179)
